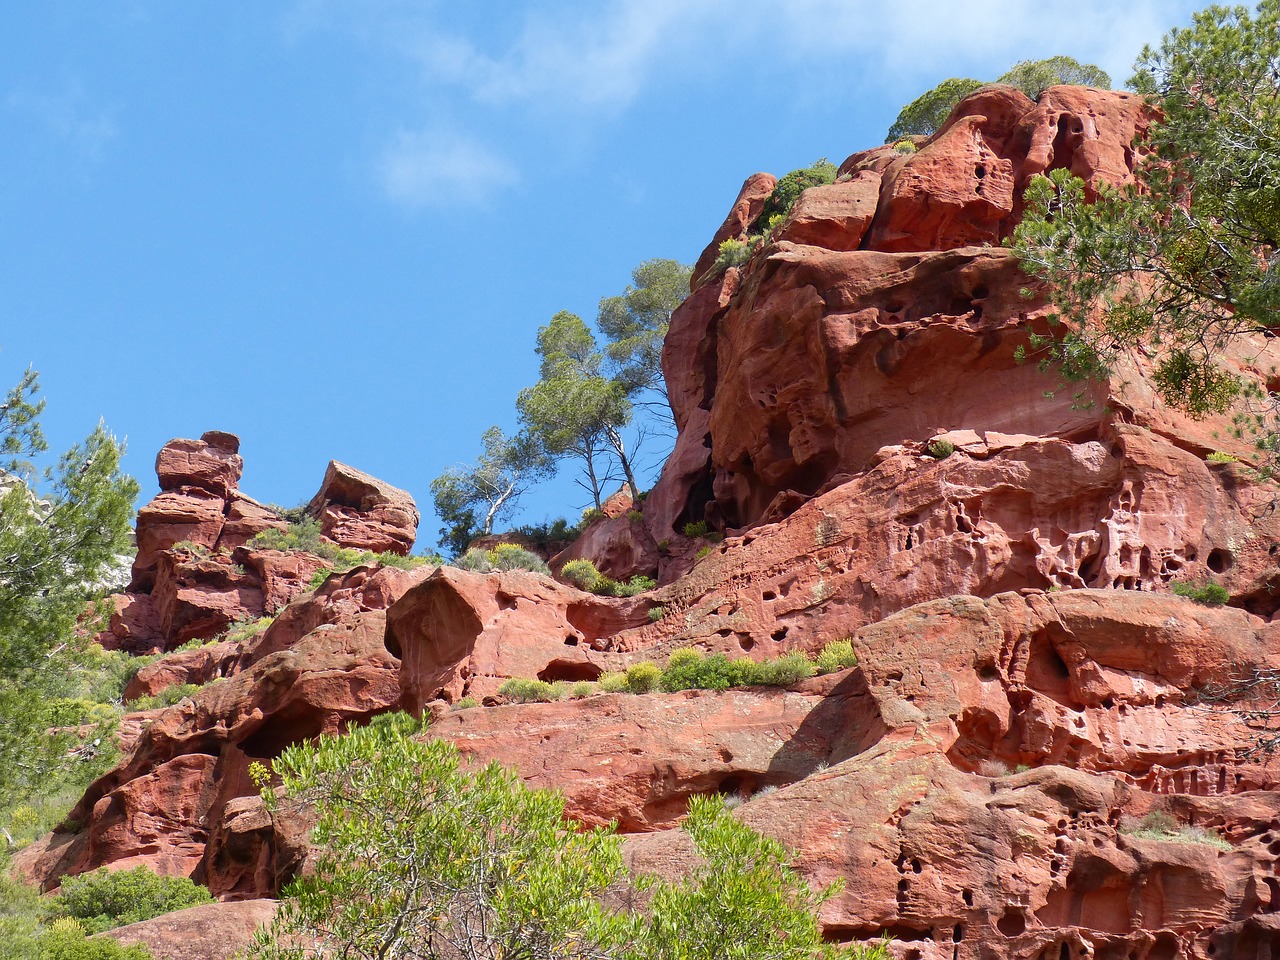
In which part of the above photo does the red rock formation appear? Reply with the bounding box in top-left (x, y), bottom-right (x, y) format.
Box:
top-left (33, 86), bottom-right (1280, 958)
top-left (102, 899), bottom-right (277, 960)
top-left (307, 461), bottom-right (419, 556)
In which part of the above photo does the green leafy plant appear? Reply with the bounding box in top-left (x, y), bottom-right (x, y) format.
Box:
top-left (695, 545), bottom-right (714, 560)
top-left (124, 683), bottom-right (202, 712)
top-left (623, 662), bottom-right (663, 694)
top-left (558, 559), bottom-right (618, 595)
top-left (1119, 810), bottom-right (1232, 850)
top-left (453, 544), bottom-right (550, 576)
top-left (1206, 451), bottom-right (1239, 463)
top-left (498, 678), bottom-right (562, 704)
top-left (753, 160), bottom-right (837, 232)
top-left (712, 237), bottom-right (755, 272)
top-left (46, 866), bottom-right (213, 934)
top-left (647, 605), bottom-right (666, 623)
top-left (814, 639), bottom-right (858, 675)
top-left (1171, 581), bottom-right (1230, 606)
top-left (453, 697), bottom-right (480, 711)
top-left (926, 439), bottom-right (955, 459)
top-left (613, 575), bottom-right (657, 597)
top-left (248, 714), bottom-right (887, 960)
top-left (597, 672), bottom-right (630, 694)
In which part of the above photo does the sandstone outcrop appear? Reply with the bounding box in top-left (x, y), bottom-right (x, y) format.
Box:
top-left (104, 437), bottom-right (420, 653)
top-left (102, 899), bottom-right (276, 960)
top-left (28, 85), bottom-right (1280, 959)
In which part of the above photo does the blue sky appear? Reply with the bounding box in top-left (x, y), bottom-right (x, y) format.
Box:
top-left (1, 1), bottom-right (1203, 553)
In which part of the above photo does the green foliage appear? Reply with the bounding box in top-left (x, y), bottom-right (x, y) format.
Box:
top-left (695, 545), bottom-right (714, 560)
top-left (453, 697), bottom-right (479, 710)
top-left (887, 56), bottom-right (1109, 141)
top-left (1013, 3), bottom-right (1280, 421)
top-left (559, 558), bottom-right (617, 595)
top-left (647, 605), bottom-right (667, 622)
top-left (926, 439), bottom-right (955, 459)
top-left (37, 922), bottom-right (155, 959)
top-left (996, 56), bottom-right (1111, 97)
top-left (814, 639), bottom-right (858, 675)
top-left (431, 426), bottom-right (552, 557)
top-left (597, 672), bottom-right (630, 694)
top-left (124, 683), bottom-right (202, 712)
top-left (741, 652), bottom-right (817, 687)
top-left (597, 258), bottom-right (692, 408)
top-left (613, 575), bottom-right (657, 597)
top-left (624, 662), bottom-right (663, 694)
top-left (47, 865), bottom-right (213, 934)
top-left (1171, 581), bottom-right (1230, 606)
top-left (886, 77), bottom-right (983, 140)
top-left (660, 650), bottom-right (738, 692)
top-left (498, 678), bottom-right (562, 703)
top-left (0, 370), bottom-right (139, 809)
top-left (250, 519), bottom-right (431, 585)
top-left (754, 160), bottom-right (837, 232)
top-left (453, 544), bottom-right (551, 576)
top-left (891, 139), bottom-right (917, 154)
top-left (713, 237), bottom-right (755, 272)
top-left (1119, 811), bottom-right (1232, 849)
top-left (248, 713), bottom-right (882, 960)
top-left (1206, 451), bottom-right (1239, 463)
top-left (248, 713), bottom-right (627, 960)
top-left (682, 520), bottom-right (710, 539)
top-left (628, 794), bottom-right (884, 960)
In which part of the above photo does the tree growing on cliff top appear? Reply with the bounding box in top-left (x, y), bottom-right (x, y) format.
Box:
top-left (885, 55), bottom-right (1111, 141)
top-left (1012, 0), bottom-right (1280, 421)
top-left (247, 712), bottom-right (889, 960)
top-left (430, 426), bottom-right (551, 557)
top-left (597, 258), bottom-right (692, 418)
top-left (518, 311), bottom-right (643, 509)
top-left (0, 369), bottom-right (138, 805)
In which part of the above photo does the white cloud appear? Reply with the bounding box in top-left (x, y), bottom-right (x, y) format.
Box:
top-left (6, 80), bottom-right (119, 162)
top-left (378, 128), bottom-right (518, 208)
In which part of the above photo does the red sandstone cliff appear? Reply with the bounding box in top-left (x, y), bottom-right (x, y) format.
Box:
top-left (19, 86), bottom-right (1280, 960)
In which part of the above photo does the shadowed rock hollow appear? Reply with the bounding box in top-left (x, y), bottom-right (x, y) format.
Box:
top-left (19, 85), bottom-right (1280, 959)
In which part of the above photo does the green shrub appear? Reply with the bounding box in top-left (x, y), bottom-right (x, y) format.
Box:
top-left (682, 521), bottom-right (710, 539)
top-left (892, 139), bottom-right (918, 154)
top-left (486, 544), bottom-right (551, 574)
top-left (1206, 451), bottom-right (1238, 463)
top-left (498, 678), bottom-right (559, 703)
top-left (38, 921), bottom-right (155, 959)
top-left (597, 672), bottom-right (630, 694)
top-left (624, 662), bottom-right (663, 694)
top-left (753, 159), bottom-right (837, 231)
top-left (568, 682), bottom-right (596, 699)
top-left (745, 652), bottom-right (817, 686)
top-left (1171, 581), bottom-right (1230, 606)
top-left (814, 639), bottom-right (858, 675)
top-left (454, 545), bottom-right (549, 576)
top-left (926, 439), bottom-right (955, 459)
top-left (453, 697), bottom-right (479, 711)
top-left (1119, 811), bottom-right (1232, 850)
top-left (613, 575), bottom-right (656, 597)
top-left (125, 683), bottom-right (202, 712)
top-left (712, 237), bottom-right (754, 272)
top-left (47, 866), bottom-right (213, 934)
top-left (559, 559), bottom-right (617, 595)
top-left (695, 545), bottom-right (714, 560)
top-left (580, 507), bottom-right (606, 526)
top-left (626, 510), bottom-right (644, 522)
top-left (660, 650), bottom-right (737, 692)
top-left (647, 605), bottom-right (666, 623)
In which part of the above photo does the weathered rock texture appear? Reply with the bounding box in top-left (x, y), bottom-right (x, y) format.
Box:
top-left (28, 86), bottom-right (1280, 959)
top-left (103, 436), bottom-right (419, 653)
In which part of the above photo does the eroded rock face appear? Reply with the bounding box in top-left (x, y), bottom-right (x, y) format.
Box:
top-left (307, 461), bottom-right (419, 556)
top-left (108, 438), bottom-right (419, 653)
top-left (102, 899), bottom-right (277, 960)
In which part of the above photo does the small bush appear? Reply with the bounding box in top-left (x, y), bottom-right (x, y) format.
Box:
top-left (125, 683), bottom-right (201, 712)
top-left (568, 682), bottom-right (596, 699)
top-left (627, 510), bottom-right (644, 522)
top-left (682, 521), bottom-right (710, 539)
top-left (38, 921), bottom-right (156, 959)
top-left (1206, 451), bottom-right (1238, 463)
top-left (47, 866), bottom-right (213, 934)
top-left (614, 575), bottom-right (657, 597)
top-left (713, 237), bottom-right (754, 272)
top-left (660, 650), bottom-right (737, 693)
top-left (580, 507), bottom-right (606, 526)
top-left (624, 662), bottom-right (663, 694)
top-left (814, 639), bottom-right (858, 675)
top-left (452, 697), bottom-right (479, 711)
top-left (695, 545), bottom-right (714, 560)
top-left (746, 652), bottom-right (816, 686)
top-left (1119, 811), bottom-right (1231, 850)
top-left (754, 159), bottom-right (838, 231)
top-left (926, 439), bottom-right (955, 459)
top-left (647, 605), bottom-right (666, 623)
top-left (486, 544), bottom-right (551, 574)
top-left (892, 139), bottom-right (918, 154)
top-left (497, 678), bottom-right (560, 703)
top-left (597, 672), bottom-right (630, 694)
top-left (1171, 581), bottom-right (1230, 606)
top-left (559, 559), bottom-right (617, 595)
